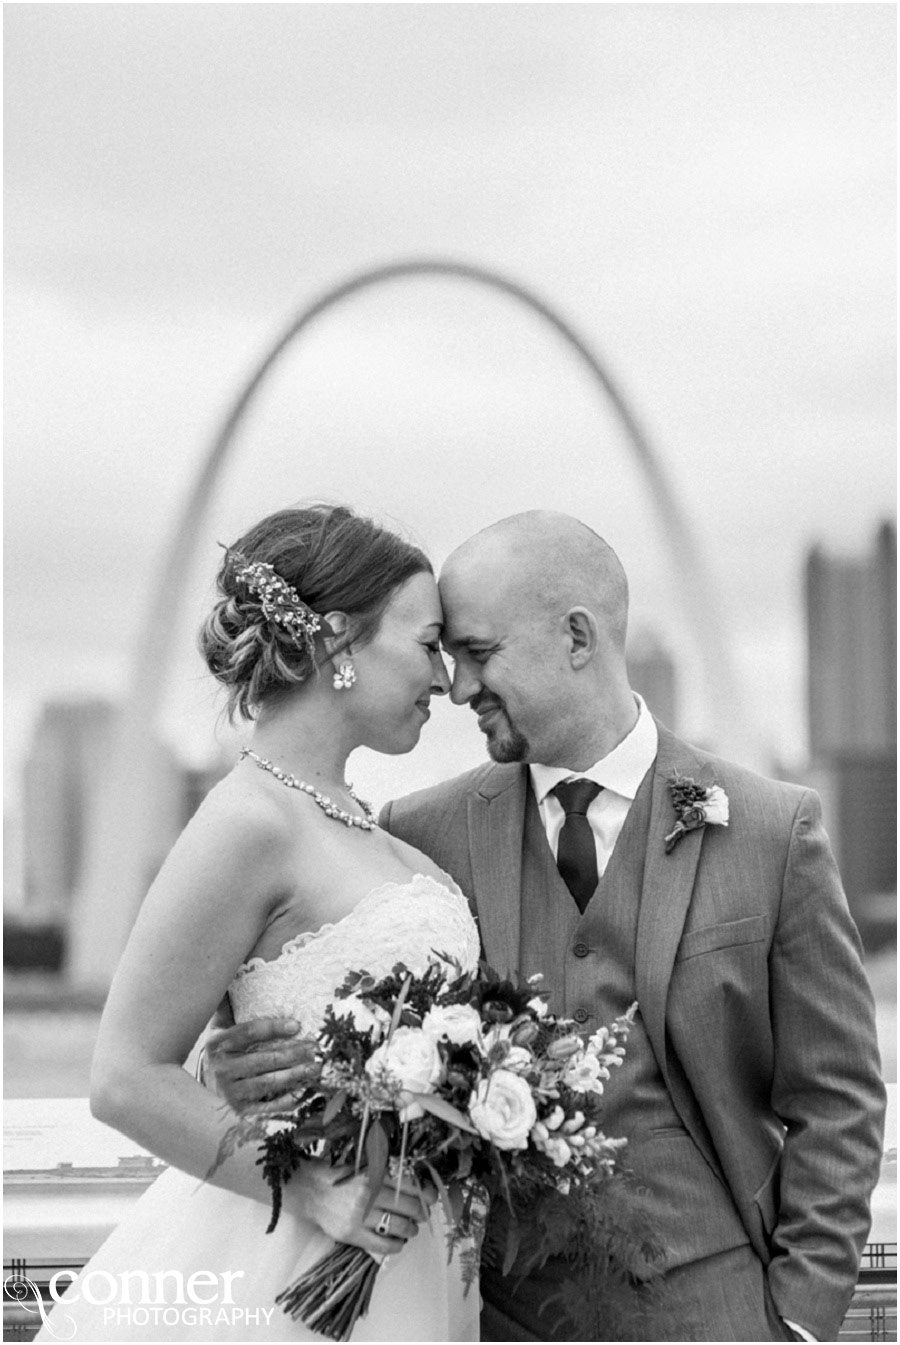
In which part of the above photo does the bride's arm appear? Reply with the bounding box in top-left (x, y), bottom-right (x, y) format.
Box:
top-left (90, 786), bottom-right (298, 1198)
top-left (89, 788), bottom-right (426, 1254)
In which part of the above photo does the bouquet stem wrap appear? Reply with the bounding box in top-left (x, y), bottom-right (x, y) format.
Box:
top-left (276, 1244), bottom-right (380, 1342)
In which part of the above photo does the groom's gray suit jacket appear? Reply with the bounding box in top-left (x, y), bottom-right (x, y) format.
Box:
top-left (380, 723), bottom-right (885, 1343)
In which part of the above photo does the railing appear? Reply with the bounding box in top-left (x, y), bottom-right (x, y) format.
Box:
top-left (5, 1249), bottom-right (897, 1342)
top-left (4, 1096), bottom-right (896, 1342)
top-left (839, 1242), bottom-right (898, 1342)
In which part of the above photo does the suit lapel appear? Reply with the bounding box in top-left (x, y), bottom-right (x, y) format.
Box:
top-left (467, 765), bottom-right (527, 976)
top-left (635, 724), bottom-right (708, 1082)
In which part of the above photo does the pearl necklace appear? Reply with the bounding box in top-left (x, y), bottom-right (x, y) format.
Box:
top-left (239, 748), bottom-right (377, 831)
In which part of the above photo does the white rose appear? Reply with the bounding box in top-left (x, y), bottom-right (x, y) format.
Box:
top-left (469, 1070), bottom-right (537, 1150)
top-left (422, 1003), bottom-right (483, 1047)
top-left (702, 786), bottom-right (729, 826)
top-left (365, 1027), bottom-right (443, 1121)
top-left (338, 995), bottom-right (390, 1039)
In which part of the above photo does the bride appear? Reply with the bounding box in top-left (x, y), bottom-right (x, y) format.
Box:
top-left (38, 504), bottom-right (481, 1343)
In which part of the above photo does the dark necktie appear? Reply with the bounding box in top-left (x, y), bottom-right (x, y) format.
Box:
top-left (552, 779), bottom-right (603, 913)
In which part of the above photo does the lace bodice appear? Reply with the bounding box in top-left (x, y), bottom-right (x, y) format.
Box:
top-left (228, 874), bottom-right (480, 1032)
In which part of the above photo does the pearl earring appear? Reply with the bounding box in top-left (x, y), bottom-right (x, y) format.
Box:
top-left (333, 661), bottom-right (356, 690)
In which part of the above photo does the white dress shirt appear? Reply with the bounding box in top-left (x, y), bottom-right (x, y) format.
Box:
top-left (529, 694), bottom-right (658, 875)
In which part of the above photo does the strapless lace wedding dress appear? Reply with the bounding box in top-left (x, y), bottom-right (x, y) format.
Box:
top-left (38, 875), bottom-right (481, 1342)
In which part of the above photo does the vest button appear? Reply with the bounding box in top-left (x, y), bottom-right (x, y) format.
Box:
top-left (573, 942), bottom-right (590, 958)
top-left (573, 1008), bottom-right (589, 1024)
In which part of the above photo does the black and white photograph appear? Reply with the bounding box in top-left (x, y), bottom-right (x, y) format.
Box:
top-left (4, 4), bottom-right (896, 1343)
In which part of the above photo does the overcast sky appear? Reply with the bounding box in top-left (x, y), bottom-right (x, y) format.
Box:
top-left (4, 3), bottom-right (896, 802)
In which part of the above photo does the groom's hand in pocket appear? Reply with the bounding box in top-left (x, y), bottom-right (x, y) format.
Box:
top-left (205, 1017), bottom-right (320, 1112)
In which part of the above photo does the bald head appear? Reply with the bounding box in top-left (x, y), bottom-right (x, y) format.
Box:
top-left (438, 512), bottom-right (636, 766)
top-left (442, 511), bottom-right (629, 652)
top-left (438, 513), bottom-right (634, 769)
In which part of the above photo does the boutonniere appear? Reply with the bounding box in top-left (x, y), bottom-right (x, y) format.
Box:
top-left (664, 772), bottom-right (729, 854)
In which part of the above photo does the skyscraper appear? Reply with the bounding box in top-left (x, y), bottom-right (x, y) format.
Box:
top-left (807, 520), bottom-right (896, 757)
top-left (21, 699), bottom-right (117, 915)
top-left (805, 521), bottom-right (896, 911)
top-left (20, 699), bottom-right (217, 921)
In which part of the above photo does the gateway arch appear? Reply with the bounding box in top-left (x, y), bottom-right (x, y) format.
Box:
top-left (70, 258), bottom-right (756, 990)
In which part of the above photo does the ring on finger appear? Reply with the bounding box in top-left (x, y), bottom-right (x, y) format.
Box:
top-left (376, 1211), bottom-right (392, 1236)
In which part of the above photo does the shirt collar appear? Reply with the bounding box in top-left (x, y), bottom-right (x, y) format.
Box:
top-left (529, 695), bottom-right (659, 806)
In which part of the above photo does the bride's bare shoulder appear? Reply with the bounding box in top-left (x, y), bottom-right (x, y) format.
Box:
top-left (131, 767), bottom-right (307, 934)
top-left (179, 768), bottom-right (301, 866)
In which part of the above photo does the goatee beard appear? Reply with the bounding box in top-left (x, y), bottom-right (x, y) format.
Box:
top-left (484, 712), bottom-right (530, 764)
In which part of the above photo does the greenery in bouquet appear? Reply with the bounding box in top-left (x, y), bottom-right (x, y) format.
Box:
top-left (212, 957), bottom-right (663, 1341)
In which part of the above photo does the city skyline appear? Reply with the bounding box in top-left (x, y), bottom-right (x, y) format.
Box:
top-left (9, 513), bottom-right (896, 926)
top-left (5, 5), bottom-right (895, 792)
top-left (3, 624), bottom-right (679, 910)
top-left (7, 519), bottom-right (896, 995)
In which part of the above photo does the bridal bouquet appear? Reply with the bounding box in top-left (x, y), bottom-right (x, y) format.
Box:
top-left (213, 958), bottom-right (643, 1341)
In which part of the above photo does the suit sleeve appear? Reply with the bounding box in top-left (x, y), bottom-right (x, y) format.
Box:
top-left (766, 788), bottom-right (886, 1340)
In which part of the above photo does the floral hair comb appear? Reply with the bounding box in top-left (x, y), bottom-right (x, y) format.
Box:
top-left (226, 549), bottom-right (322, 661)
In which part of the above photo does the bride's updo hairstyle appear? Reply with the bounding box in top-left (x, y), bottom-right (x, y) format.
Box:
top-left (199, 504), bottom-right (432, 721)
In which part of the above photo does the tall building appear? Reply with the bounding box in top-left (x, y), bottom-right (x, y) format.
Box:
top-left (805, 521), bottom-right (896, 911)
top-left (21, 699), bottom-right (118, 916)
top-left (807, 520), bottom-right (896, 757)
top-left (19, 699), bottom-right (217, 925)
top-left (627, 629), bottom-right (678, 732)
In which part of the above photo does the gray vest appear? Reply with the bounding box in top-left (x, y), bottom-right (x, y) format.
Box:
top-left (518, 772), bottom-right (749, 1268)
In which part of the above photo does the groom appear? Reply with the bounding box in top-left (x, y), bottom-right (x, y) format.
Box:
top-left (212, 511), bottom-right (885, 1342)
top-left (382, 511), bottom-right (884, 1342)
